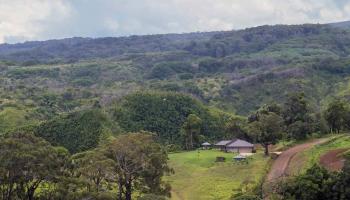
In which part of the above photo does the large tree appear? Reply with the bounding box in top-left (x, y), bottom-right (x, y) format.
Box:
top-left (104, 132), bottom-right (172, 200)
top-left (283, 93), bottom-right (314, 139)
top-left (248, 112), bottom-right (284, 155)
top-left (0, 132), bottom-right (69, 200)
top-left (324, 99), bottom-right (349, 133)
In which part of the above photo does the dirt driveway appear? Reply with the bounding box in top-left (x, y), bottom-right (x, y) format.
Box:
top-left (266, 138), bottom-right (328, 182)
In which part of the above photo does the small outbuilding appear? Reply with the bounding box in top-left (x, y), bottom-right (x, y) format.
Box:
top-left (201, 142), bottom-right (211, 150)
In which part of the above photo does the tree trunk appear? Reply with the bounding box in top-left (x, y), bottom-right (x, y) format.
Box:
top-left (117, 177), bottom-right (123, 200)
top-left (125, 180), bottom-right (132, 200)
top-left (27, 188), bottom-right (35, 200)
top-left (189, 131), bottom-right (193, 150)
top-left (264, 144), bottom-right (269, 156)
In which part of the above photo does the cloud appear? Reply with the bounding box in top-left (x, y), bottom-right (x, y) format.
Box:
top-left (0, 0), bottom-right (71, 43)
top-left (1, 0), bottom-right (350, 43)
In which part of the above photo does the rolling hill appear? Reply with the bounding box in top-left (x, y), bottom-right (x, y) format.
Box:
top-left (1, 21), bottom-right (350, 128)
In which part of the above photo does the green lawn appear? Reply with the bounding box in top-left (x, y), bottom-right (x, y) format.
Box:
top-left (166, 150), bottom-right (270, 200)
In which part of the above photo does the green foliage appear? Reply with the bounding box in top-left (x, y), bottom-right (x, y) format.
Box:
top-left (6, 67), bottom-right (60, 79)
top-left (279, 165), bottom-right (336, 200)
top-left (0, 132), bottom-right (69, 200)
top-left (324, 99), bottom-right (349, 133)
top-left (35, 109), bottom-right (114, 153)
top-left (181, 114), bottom-right (202, 150)
top-left (113, 92), bottom-right (232, 145)
top-left (281, 93), bottom-right (315, 139)
top-left (104, 132), bottom-right (172, 200)
top-left (248, 112), bottom-right (284, 155)
top-left (71, 149), bottom-right (115, 193)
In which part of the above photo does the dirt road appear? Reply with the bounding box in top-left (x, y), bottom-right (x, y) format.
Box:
top-left (266, 138), bottom-right (328, 183)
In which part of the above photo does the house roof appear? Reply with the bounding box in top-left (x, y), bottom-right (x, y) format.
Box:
top-left (227, 139), bottom-right (254, 148)
top-left (202, 142), bottom-right (211, 146)
top-left (215, 140), bottom-right (233, 146)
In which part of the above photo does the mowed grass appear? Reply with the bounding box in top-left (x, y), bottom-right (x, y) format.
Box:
top-left (166, 150), bottom-right (270, 200)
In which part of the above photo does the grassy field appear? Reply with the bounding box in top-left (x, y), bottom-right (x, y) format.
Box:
top-left (166, 150), bottom-right (270, 200)
top-left (286, 134), bottom-right (350, 175)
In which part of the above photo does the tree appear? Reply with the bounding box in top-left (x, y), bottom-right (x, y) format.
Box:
top-left (248, 112), bottom-right (284, 155)
top-left (283, 93), bottom-right (314, 139)
top-left (0, 132), bottom-right (69, 200)
top-left (72, 149), bottom-right (115, 193)
top-left (35, 109), bottom-right (115, 153)
top-left (225, 118), bottom-right (249, 140)
top-left (104, 132), bottom-right (172, 200)
top-left (324, 99), bottom-right (348, 133)
top-left (283, 93), bottom-right (309, 125)
top-left (182, 114), bottom-right (202, 150)
top-left (287, 120), bottom-right (312, 140)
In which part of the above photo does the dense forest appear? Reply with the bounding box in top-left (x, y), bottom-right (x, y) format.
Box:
top-left (1, 22), bottom-right (350, 199)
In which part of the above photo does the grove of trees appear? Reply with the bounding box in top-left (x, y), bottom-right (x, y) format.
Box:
top-left (0, 131), bottom-right (171, 200)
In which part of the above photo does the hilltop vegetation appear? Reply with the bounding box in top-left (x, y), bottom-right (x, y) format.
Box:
top-left (2, 23), bottom-right (350, 116)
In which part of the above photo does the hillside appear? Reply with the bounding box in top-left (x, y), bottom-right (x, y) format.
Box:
top-left (1, 22), bottom-right (350, 124)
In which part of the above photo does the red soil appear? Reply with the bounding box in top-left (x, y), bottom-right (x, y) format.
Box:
top-left (319, 148), bottom-right (348, 171)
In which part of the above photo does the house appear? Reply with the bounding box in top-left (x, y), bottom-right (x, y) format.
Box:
top-left (201, 142), bottom-right (211, 150)
top-left (214, 140), bottom-right (233, 151)
top-left (226, 139), bottom-right (254, 153)
top-left (215, 139), bottom-right (254, 153)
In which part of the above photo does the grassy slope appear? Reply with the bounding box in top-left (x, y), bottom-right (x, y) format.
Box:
top-left (166, 150), bottom-right (270, 200)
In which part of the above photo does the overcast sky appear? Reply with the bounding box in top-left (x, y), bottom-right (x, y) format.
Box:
top-left (1, 0), bottom-right (350, 44)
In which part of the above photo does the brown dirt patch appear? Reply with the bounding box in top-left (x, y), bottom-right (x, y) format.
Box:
top-left (319, 148), bottom-right (348, 171)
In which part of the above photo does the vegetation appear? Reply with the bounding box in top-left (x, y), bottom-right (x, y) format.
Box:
top-left (166, 150), bottom-right (269, 200)
top-left (0, 132), bottom-right (171, 200)
top-left (113, 92), bottom-right (233, 146)
top-left (35, 109), bottom-right (115, 153)
top-left (277, 162), bottom-right (350, 200)
top-left (248, 112), bottom-right (284, 155)
top-left (296, 135), bottom-right (350, 172)
top-left (1, 22), bottom-right (350, 199)
top-left (0, 132), bottom-right (69, 200)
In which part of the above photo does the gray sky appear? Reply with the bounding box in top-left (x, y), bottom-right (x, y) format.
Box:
top-left (1, 0), bottom-right (350, 44)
